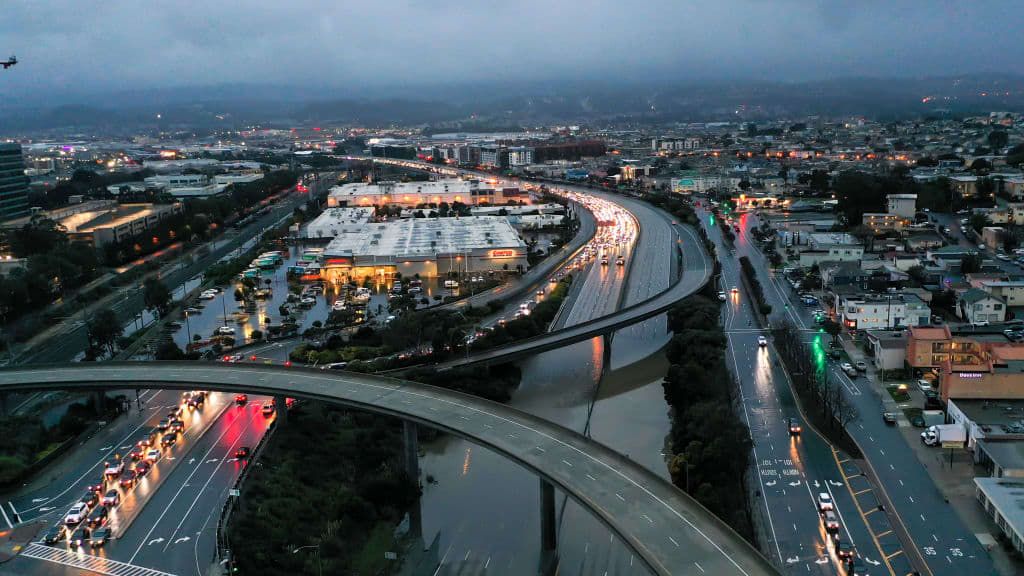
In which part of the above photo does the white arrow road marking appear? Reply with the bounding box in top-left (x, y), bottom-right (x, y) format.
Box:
top-left (31, 498), bottom-right (47, 503)
top-left (38, 507), bottom-right (55, 512)
top-left (864, 557), bottom-right (881, 566)
top-left (148, 537), bottom-right (165, 545)
top-left (189, 458), bottom-right (196, 464)
top-left (815, 557), bottom-right (829, 565)
top-left (99, 446), bottom-right (113, 451)
top-left (788, 480), bottom-right (801, 487)
top-left (786, 556), bottom-right (800, 564)
top-left (829, 480), bottom-right (843, 487)
top-left (813, 480), bottom-right (820, 488)
top-left (174, 536), bottom-right (190, 544)
top-left (206, 459), bottom-right (219, 463)
top-left (765, 480), bottom-right (777, 486)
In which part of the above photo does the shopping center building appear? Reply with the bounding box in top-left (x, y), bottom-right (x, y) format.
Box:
top-left (326, 179), bottom-right (526, 208)
top-left (320, 216), bottom-right (528, 282)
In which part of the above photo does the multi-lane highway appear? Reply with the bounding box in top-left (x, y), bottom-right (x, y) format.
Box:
top-left (0, 362), bottom-right (778, 576)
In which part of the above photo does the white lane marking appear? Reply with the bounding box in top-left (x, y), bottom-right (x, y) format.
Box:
top-left (0, 503), bottom-right (11, 528)
top-left (562, 459), bottom-right (573, 467)
top-left (162, 407), bottom-right (263, 553)
top-left (19, 543), bottom-right (177, 576)
top-left (669, 536), bottom-right (680, 547)
top-left (128, 405), bottom-right (254, 564)
top-left (616, 493), bottom-right (626, 501)
top-left (694, 561), bottom-right (706, 573)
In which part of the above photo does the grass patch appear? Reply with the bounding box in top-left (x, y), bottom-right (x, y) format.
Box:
top-left (350, 522), bottom-right (397, 576)
top-left (886, 385), bottom-right (911, 403)
top-left (903, 407), bottom-right (924, 426)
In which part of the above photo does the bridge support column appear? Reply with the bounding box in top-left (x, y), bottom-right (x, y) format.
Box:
top-left (403, 420), bottom-right (420, 484)
top-left (539, 479), bottom-right (558, 575)
top-left (93, 390), bottom-right (106, 416)
top-left (274, 395), bottom-right (288, 426)
top-left (601, 332), bottom-right (613, 374)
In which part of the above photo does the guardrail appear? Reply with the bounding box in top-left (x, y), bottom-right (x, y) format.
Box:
top-left (214, 414), bottom-right (279, 572)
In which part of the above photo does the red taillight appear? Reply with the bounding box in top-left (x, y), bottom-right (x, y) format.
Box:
top-left (284, 361), bottom-right (292, 367)
top-left (250, 355), bottom-right (257, 361)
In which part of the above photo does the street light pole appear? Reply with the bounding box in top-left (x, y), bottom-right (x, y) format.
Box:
top-left (292, 544), bottom-right (322, 576)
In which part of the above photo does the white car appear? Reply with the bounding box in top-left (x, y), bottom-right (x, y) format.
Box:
top-left (216, 326), bottom-right (236, 336)
top-left (757, 336), bottom-right (768, 347)
top-left (917, 379), bottom-right (933, 393)
top-left (64, 503), bottom-right (88, 525)
top-left (717, 291), bottom-right (727, 301)
top-left (103, 460), bottom-right (124, 476)
top-left (444, 279), bottom-right (459, 289)
top-left (145, 449), bottom-right (161, 462)
top-left (840, 362), bottom-right (854, 372)
top-left (818, 492), bottom-right (833, 512)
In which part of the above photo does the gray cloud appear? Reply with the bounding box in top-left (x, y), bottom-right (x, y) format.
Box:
top-left (1, 0), bottom-right (1022, 100)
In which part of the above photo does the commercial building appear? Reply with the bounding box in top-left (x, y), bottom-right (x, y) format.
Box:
top-left (974, 477), bottom-right (1024, 554)
top-left (320, 216), bottom-right (527, 283)
top-left (1, 200), bottom-right (183, 247)
top-left (951, 175), bottom-right (979, 199)
top-left (0, 143), bottom-right (30, 221)
top-left (865, 329), bottom-right (908, 371)
top-left (302, 207), bottom-right (375, 240)
top-left (886, 194), bottom-right (918, 218)
top-left (143, 174), bottom-right (222, 198)
top-left (326, 180), bottom-right (524, 208)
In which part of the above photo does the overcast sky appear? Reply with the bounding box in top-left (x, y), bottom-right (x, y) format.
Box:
top-left (2, 0), bottom-right (1022, 101)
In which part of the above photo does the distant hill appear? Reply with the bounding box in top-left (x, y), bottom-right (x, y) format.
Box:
top-left (4, 75), bottom-right (1024, 133)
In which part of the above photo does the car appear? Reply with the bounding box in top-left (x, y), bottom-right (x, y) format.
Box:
top-left (42, 523), bottom-right (67, 544)
top-left (443, 279), bottom-right (459, 288)
top-left (134, 461), bottom-right (151, 477)
top-left (788, 418), bottom-right (802, 436)
top-left (321, 362), bottom-right (348, 370)
top-left (87, 480), bottom-right (105, 494)
top-left (717, 291), bottom-right (727, 301)
top-left (758, 335), bottom-right (768, 347)
top-left (145, 448), bottom-right (161, 463)
top-left (731, 286), bottom-right (739, 294)
top-left (844, 366), bottom-right (859, 377)
top-left (536, 289), bottom-right (545, 297)
top-left (170, 418), bottom-right (186, 433)
top-left (979, 244), bottom-right (987, 250)
top-left (818, 492), bottom-right (834, 512)
top-left (103, 460), bottom-right (124, 476)
top-left (262, 402), bottom-right (275, 417)
top-left (86, 505), bottom-right (108, 528)
top-left (79, 490), bottom-right (99, 509)
top-left (882, 412), bottom-right (897, 425)
top-left (910, 414), bottom-right (926, 428)
top-left (69, 526), bottom-right (90, 548)
top-left (64, 503), bottom-right (88, 526)
top-left (921, 429), bottom-right (938, 446)
top-left (846, 557), bottom-right (867, 576)
top-left (157, 418), bottom-right (170, 431)
top-left (161, 433), bottom-right (177, 447)
top-left (823, 510), bottom-right (840, 532)
top-left (167, 405), bottom-right (183, 418)
top-left (119, 469), bottom-right (137, 488)
top-left (235, 446), bottom-right (251, 459)
top-left (600, 258), bottom-right (609, 265)
top-left (128, 446), bottom-right (144, 460)
top-left (836, 539), bottom-right (854, 560)
top-left (924, 390), bottom-right (942, 409)
top-left (840, 362), bottom-right (854, 372)
top-left (616, 256), bottom-right (625, 266)
top-left (89, 526), bottom-right (111, 548)
top-left (854, 361), bottom-right (868, 372)
top-left (917, 379), bottom-right (933, 393)
top-left (101, 489), bottom-right (120, 508)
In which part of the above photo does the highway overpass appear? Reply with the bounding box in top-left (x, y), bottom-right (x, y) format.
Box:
top-left (0, 362), bottom-right (777, 576)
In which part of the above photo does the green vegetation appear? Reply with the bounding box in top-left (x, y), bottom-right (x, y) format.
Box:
top-left (470, 276), bottom-right (572, 350)
top-left (738, 256), bottom-right (772, 317)
top-left (887, 385), bottom-right (910, 403)
top-left (228, 404), bottom-right (418, 576)
top-left (0, 395), bottom-right (120, 486)
top-left (639, 191), bottom-right (700, 226)
top-left (662, 295), bottom-right (754, 538)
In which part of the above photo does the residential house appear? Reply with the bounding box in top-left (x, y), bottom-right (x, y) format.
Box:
top-left (958, 289), bottom-right (1007, 324)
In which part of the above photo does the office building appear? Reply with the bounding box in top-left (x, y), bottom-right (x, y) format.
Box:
top-left (0, 143), bottom-right (30, 221)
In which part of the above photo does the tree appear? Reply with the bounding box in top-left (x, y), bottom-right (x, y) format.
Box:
top-left (738, 180), bottom-right (751, 191)
top-left (969, 213), bottom-right (991, 234)
top-left (907, 265), bottom-right (926, 285)
top-left (142, 278), bottom-right (173, 319)
top-left (822, 319), bottom-right (842, 345)
top-left (87, 308), bottom-right (122, 356)
top-left (988, 130), bottom-right (1009, 150)
top-left (971, 158), bottom-right (992, 173)
top-left (960, 253), bottom-right (984, 274)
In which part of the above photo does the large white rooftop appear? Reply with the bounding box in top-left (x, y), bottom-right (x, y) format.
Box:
top-left (328, 179), bottom-right (481, 202)
top-left (324, 216), bottom-right (524, 258)
top-left (303, 207), bottom-right (375, 239)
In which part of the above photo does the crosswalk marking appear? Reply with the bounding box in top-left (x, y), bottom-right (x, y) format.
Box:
top-left (19, 543), bottom-right (178, 576)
